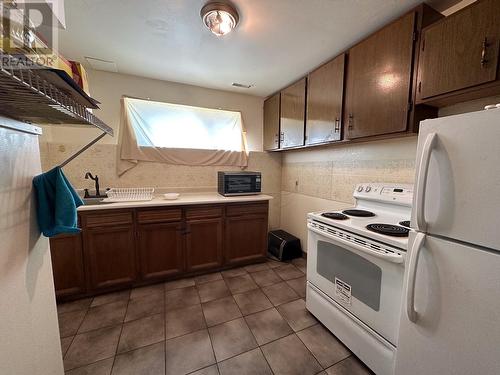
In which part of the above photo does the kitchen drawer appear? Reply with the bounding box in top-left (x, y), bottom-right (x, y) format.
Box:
top-left (226, 203), bottom-right (268, 217)
top-left (185, 206), bottom-right (223, 220)
top-left (83, 211), bottom-right (133, 227)
top-left (137, 208), bottom-right (182, 224)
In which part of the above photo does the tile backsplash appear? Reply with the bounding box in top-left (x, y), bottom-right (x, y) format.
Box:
top-left (40, 142), bottom-right (282, 229)
top-left (281, 137), bottom-right (417, 204)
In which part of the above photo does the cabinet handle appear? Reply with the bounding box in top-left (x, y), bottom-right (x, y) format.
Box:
top-left (481, 37), bottom-right (489, 67)
top-left (334, 117), bottom-right (340, 132)
top-left (274, 133), bottom-right (279, 144)
top-left (348, 114), bottom-right (353, 130)
top-left (280, 132), bottom-right (285, 143)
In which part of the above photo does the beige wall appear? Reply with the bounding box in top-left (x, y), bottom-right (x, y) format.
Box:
top-left (39, 70), bottom-right (283, 228)
top-left (41, 69), bottom-right (264, 151)
top-left (39, 2), bottom-right (499, 247)
top-left (280, 95), bottom-right (500, 252)
top-left (278, 0), bottom-right (492, 252)
top-left (441, 0), bottom-right (476, 16)
top-left (41, 144), bottom-right (282, 229)
top-left (280, 137), bottom-right (417, 249)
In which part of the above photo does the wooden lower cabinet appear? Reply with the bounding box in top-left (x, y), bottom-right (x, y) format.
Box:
top-left (186, 217), bottom-right (223, 272)
top-left (225, 213), bottom-right (268, 264)
top-left (137, 222), bottom-right (184, 281)
top-left (49, 233), bottom-right (86, 298)
top-left (52, 201), bottom-right (269, 300)
top-left (85, 225), bottom-right (137, 290)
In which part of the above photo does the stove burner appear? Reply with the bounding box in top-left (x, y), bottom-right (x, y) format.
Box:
top-left (399, 220), bottom-right (411, 228)
top-left (321, 212), bottom-right (349, 220)
top-left (342, 209), bottom-right (375, 217)
top-left (366, 223), bottom-right (410, 237)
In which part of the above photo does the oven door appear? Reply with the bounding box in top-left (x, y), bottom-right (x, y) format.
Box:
top-left (307, 222), bottom-right (405, 346)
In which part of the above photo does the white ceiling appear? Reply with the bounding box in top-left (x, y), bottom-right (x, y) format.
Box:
top-left (58, 0), bottom-right (457, 97)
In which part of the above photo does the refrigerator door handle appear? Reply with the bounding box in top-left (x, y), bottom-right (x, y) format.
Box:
top-left (415, 132), bottom-right (437, 231)
top-left (406, 232), bottom-right (426, 323)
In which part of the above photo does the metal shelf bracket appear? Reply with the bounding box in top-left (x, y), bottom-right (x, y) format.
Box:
top-left (59, 131), bottom-right (108, 168)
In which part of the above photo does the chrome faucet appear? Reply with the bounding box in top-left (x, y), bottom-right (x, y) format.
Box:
top-left (84, 172), bottom-right (103, 198)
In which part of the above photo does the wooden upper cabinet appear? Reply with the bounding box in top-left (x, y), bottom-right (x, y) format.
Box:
top-left (344, 12), bottom-right (416, 139)
top-left (306, 54), bottom-right (345, 144)
top-left (280, 78), bottom-right (306, 148)
top-left (50, 233), bottom-right (86, 298)
top-left (418, 0), bottom-right (500, 101)
top-left (263, 93), bottom-right (280, 150)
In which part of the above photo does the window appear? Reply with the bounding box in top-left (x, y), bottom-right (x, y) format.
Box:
top-left (125, 97), bottom-right (245, 152)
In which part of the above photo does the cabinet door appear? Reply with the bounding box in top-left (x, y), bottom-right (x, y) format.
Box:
top-left (280, 78), bottom-right (306, 148)
top-left (49, 233), bottom-right (86, 298)
top-left (263, 93), bottom-right (280, 150)
top-left (418, 0), bottom-right (500, 100)
top-left (225, 214), bottom-right (268, 264)
top-left (186, 217), bottom-right (223, 272)
top-left (85, 225), bottom-right (137, 290)
top-left (137, 222), bottom-right (184, 281)
top-left (344, 12), bottom-right (416, 139)
top-left (306, 54), bottom-right (345, 144)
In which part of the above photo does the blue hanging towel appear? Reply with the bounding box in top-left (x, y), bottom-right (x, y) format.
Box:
top-left (33, 166), bottom-right (84, 237)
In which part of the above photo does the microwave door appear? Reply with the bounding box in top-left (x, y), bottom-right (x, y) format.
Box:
top-left (223, 174), bottom-right (261, 195)
top-left (227, 176), bottom-right (252, 192)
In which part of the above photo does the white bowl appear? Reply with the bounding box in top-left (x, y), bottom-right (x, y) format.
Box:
top-left (163, 193), bottom-right (180, 200)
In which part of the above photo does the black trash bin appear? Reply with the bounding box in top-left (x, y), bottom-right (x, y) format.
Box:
top-left (268, 230), bottom-right (302, 261)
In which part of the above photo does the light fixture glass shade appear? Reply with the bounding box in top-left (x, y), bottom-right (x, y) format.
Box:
top-left (201, 2), bottom-right (239, 36)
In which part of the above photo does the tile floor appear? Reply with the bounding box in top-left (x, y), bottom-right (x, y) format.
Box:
top-left (57, 257), bottom-right (373, 375)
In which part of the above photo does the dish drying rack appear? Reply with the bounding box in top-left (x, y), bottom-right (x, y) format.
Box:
top-left (103, 188), bottom-right (155, 202)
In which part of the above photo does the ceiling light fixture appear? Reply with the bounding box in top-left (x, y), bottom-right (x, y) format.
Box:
top-left (200, 2), bottom-right (239, 37)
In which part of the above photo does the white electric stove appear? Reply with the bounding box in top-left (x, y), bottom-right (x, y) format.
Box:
top-left (306, 183), bottom-right (413, 375)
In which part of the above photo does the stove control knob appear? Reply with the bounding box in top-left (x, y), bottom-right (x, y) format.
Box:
top-left (365, 186), bottom-right (372, 192)
top-left (357, 186), bottom-right (364, 192)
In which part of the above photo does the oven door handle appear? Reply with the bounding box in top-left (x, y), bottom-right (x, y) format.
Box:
top-left (307, 224), bottom-right (404, 264)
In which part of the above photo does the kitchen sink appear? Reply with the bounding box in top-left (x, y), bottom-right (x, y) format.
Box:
top-left (82, 197), bottom-right (111, 205)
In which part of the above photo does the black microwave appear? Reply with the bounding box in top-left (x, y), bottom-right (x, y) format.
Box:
top-left (218, 171), bottom-right (261, 196)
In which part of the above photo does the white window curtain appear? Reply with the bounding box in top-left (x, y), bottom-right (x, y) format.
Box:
top-left (117, 97), bottom-right (249, 176)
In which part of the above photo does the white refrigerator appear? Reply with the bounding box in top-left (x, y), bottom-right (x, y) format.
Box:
top-left (0, 116), bottom-right (64, 375)
top-left (395, 108), bottom-right (500, 375)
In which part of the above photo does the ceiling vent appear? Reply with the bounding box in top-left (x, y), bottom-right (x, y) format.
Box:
top-left (232, 82), bottom-right (253, 89)
top-left (85, 57), bottom-right (118, 73)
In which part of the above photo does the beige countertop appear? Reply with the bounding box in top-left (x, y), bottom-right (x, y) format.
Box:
top-left (78, 192), bottom-right (273, 211)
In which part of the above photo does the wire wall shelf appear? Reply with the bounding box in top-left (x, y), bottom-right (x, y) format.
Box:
top-left (0, 56), bottom-right (113, 136)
